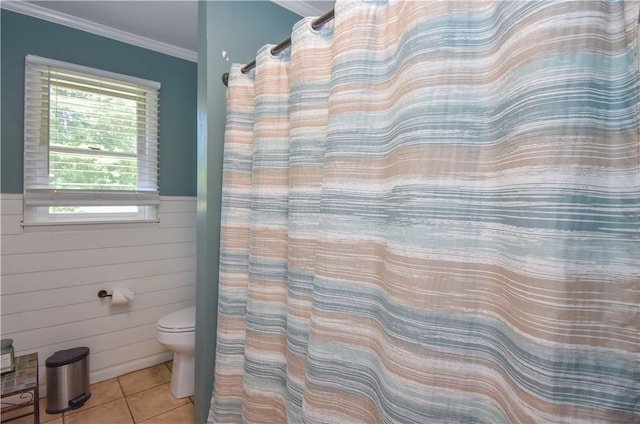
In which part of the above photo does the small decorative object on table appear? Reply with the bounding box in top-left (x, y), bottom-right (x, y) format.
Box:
top-left (0, 340), bottom-right (15, 375)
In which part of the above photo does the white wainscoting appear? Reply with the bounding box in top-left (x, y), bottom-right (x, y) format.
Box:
top-left (0, 194), bottom-right (197, 396)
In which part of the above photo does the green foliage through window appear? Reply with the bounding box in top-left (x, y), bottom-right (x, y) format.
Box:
top-left (48, 84), bottom-right (139, 190)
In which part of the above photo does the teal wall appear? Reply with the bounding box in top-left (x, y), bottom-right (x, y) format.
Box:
top-left (1, 10), bottom-right (197, 196)
top-left (195, 2), bottom-right (301, 422)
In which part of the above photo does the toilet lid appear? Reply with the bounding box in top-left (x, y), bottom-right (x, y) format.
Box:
top-left (158, 306), bottom-right (195, 331)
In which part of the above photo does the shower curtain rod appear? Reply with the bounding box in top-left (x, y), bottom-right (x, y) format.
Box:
top-left (222, 8), bottom-right (335, 87)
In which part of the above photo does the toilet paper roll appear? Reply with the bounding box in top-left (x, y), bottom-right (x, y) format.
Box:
top-left (111, 289), bottom-right (134, 305)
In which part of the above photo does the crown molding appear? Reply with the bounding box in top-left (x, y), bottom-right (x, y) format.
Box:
top-left (1, 1), bottom-right (197, 62)
top-left (271, 1), bottom-right (328, 18)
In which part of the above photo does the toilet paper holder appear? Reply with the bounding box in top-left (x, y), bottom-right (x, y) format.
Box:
top-left (97, 289), bottom-right (134, 305)
top-left (97, 290), bottom-right (112, 298)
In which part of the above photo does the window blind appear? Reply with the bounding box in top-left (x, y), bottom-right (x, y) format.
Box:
top-left (23, 55), bottom-right (160, 207)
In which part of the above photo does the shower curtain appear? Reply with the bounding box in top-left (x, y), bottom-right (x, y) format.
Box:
top-left (211, 1), bottom-right (640, 422)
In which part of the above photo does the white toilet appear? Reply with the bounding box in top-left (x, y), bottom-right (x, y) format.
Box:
top-left (156, 306), bottom-right (196, 398)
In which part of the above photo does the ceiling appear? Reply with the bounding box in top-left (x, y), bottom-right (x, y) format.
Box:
top-left (1, 1), bottom-right (335, 62)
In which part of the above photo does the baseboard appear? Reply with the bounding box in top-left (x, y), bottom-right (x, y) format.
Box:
top-left (38, 351), bottom-right (173, 397)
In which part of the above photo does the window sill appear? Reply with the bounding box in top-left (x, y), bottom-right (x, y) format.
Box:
top-left (20, 218), bottom-right (160, 231)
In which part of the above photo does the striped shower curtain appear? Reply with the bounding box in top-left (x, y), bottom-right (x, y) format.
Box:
top-left (211, 1), bottom-right (640, 423)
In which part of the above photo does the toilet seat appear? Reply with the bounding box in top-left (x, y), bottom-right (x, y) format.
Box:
top-left (157, 325), bottom-right (194, 333)
top-left (157, 306), bottom-right (195, 333)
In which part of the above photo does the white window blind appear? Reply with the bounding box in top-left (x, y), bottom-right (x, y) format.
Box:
top-left (23, 55), bottom-right (160, 217)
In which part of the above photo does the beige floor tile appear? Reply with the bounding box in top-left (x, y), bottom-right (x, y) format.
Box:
top-left (6, 415), bottom-right (63, 424)
top-left (126, 383), bottom-right (189, 423)
top-left (40, 397), bottom-right (63, 422)
top-left (138, 403), bottom-right (194, 424)
top-left (0, 405), bottom-right (32, 421)
top-left (64, 378), bottom-right (123, 416)
top-left (0, 411), bottom-right (36, 424)
top-left (118, 364), bottom-right (171, 396)
top-left (64, 398), bottom-right (133, 424)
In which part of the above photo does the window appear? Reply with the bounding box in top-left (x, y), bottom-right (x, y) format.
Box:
top-left (23, 55), bottom-right (160, 224)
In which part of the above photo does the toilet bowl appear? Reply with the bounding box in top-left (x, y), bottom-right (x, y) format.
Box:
top-left (156, 306), bottom-right (195, 398)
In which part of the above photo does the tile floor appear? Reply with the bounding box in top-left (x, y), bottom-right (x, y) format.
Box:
top-left (6, 361), bottom-right (194, 424)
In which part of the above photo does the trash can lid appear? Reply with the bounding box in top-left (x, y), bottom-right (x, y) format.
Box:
top-left (46, 347), bottom-right (90, 367)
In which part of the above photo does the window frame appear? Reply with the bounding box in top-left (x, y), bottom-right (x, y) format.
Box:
top-left (22, 55), bottom-right (161, 225)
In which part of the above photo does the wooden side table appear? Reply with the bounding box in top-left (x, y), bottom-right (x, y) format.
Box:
top-left (1, 353), bottom-right (39, 424)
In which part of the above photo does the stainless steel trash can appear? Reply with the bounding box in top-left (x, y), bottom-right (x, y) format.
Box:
top-left (45, 347), bottom-right (91, 413)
